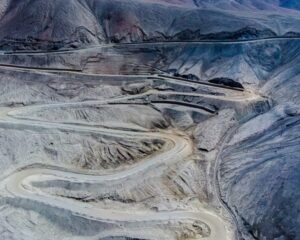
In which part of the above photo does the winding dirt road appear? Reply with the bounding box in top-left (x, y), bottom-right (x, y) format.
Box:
top-left (0, 86), bottom-right (246, 239)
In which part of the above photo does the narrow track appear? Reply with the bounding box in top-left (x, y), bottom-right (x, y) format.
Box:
top-left (0, 90), bottom-right (238, 239)
top-left (2, 36), bottom-right (300, 55)
top-left (0, 62), bottom-right (250, 94)
top-left (158, 75), bottom-right (245, 92)
top-left (213, 126), bottom-right (242, 240)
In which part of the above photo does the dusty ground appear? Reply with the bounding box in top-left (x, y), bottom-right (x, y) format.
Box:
top-left (0, 1), bottom-right (299, 240)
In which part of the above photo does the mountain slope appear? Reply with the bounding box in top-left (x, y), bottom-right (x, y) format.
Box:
top-left (0, 0), bottom-right (300, 50)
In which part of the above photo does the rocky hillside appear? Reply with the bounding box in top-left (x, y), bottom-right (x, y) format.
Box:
top-left (0, 0), bottom-right (300, 50)
top-left (0, 1), bottom-right (299, 240)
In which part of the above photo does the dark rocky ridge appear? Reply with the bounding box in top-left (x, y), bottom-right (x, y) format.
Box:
top-left (0, 0), bottom-right (300, 50)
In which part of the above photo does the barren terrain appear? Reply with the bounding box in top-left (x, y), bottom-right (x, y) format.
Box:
top-left (0, 1), bottom-right (299, 240)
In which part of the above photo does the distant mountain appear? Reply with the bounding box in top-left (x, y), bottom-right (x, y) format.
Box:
top-left (147, 0), bottom-right (300, 11)
top-left (0, 0), bottom-right (300, 51)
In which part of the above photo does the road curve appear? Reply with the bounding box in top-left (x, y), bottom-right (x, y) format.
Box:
top-left (0, 98), bottom-right (234, 239)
